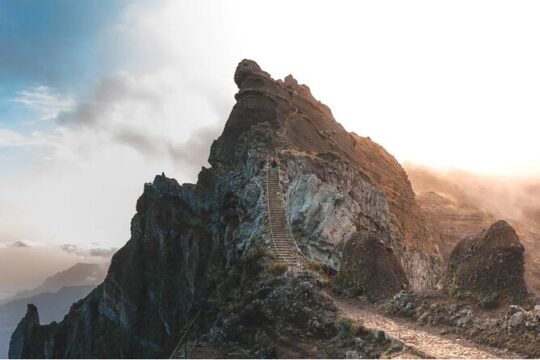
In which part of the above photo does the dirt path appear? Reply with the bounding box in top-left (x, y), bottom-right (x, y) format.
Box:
top-left (328, 294), bottom-right (519, 359)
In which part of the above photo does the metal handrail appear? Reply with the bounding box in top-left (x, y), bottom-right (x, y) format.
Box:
top-left (169, 310), bottom-right (202, 359)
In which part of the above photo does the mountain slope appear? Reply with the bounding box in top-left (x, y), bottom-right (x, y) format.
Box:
top-left (11, 60), bottom-right (442, 358)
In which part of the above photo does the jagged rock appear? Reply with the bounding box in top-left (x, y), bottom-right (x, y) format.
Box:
top-left (386, 291), bottom-right (422, 318)
top-left (446, 220), bottom-right (528, 306)
top-left (9, 305), bottom-right (40, 359)
top-left (335, 231), bottom-right (409, 300)
top-left (11, 59), bottom-right (442, 358)
top-left (454, 308), bottom-right (473, 327)
top-left (508, 305), bottom-right (525, 317)
top-left (508, 312), bottom-right (526, 328)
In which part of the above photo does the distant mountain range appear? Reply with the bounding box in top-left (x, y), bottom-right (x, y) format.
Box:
top-left (0, 262), bottom-right (107, 305)
top-left (0, 263), bottom-right (107, 358)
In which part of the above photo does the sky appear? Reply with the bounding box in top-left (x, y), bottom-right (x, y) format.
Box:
top-left (1, 0), bottom-right (540, 295)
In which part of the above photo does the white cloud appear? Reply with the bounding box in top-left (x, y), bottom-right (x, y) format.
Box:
top-left (11, 85), bottom-right (76, 121)
top-left (0, 128), bottom-right (60, 148)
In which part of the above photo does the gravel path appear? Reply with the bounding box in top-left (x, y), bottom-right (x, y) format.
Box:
top-left (328, 294), bottom-right (520, 359)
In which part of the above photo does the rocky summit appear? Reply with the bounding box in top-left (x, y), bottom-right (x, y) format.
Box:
top-left (10, 60), bottom-right (443, 358)
top-left (446, 220), bottom-right (528, 306)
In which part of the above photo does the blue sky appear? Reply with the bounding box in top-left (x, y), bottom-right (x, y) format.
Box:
top-left (0, 0), bottom-right (134, 132)
top-left (0, 0), bottom-right (129, 87)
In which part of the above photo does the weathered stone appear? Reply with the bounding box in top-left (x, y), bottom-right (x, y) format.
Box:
top-left (508, 312), bottom-right (526, 328)
top-left (455, 308), bottom-right (473, 327)
top-left (508, 305), bottom-right (525, 317)
top-left (335, 231), bottom-right (409, 300)
top-left (446, 220), bottom-right (528, 306)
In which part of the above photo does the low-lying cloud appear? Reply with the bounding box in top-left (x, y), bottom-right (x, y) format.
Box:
top-left (405, 163), bottom-right (540, 229)
top-left (60, 244), bottom-right (118, 258)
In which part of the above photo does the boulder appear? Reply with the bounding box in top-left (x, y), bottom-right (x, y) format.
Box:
top-left (446, 220), bottom-right (528, 306)
top-left (335, 231), bottom-right (409, 300)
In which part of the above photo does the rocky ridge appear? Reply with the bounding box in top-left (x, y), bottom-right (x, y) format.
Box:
top-left (10, 60), bottom-right (442, 358)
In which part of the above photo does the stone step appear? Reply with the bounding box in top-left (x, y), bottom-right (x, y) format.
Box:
top-left (275, 257), bottom-right (297, 261)
top-left (266, 164), bottom-right (299, 266)
top-left (274, 250), bottom-right (295, 254)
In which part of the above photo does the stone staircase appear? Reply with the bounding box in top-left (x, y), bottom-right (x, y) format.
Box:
top-left (265, 159), bottom-right (301, 267)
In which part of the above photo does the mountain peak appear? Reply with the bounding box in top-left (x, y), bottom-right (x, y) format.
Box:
top-left (233, 59), bottom-right (271, 87)
top-left (10, 60), bottom-right (443, 357)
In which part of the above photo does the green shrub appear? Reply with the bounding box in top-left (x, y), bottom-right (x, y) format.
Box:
top-left (335, 317), bottom-right (354, 341)
top-left (478, 290), bottom-right (501, 309)
top-left (246, 237), bottom-right (268, 262)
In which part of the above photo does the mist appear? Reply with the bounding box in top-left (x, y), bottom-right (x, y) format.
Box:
top-left (405, 163), bottom-right (540, 230)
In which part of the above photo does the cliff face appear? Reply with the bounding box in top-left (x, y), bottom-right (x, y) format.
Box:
top-left (11, 60), bottom-right (441, 358)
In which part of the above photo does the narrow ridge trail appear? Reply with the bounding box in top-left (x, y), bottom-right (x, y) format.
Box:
top-left (329, 294), bottom-right (520, 359)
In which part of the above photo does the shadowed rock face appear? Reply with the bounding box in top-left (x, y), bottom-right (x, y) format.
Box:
top-left (446, 220), bottom-right (528, 306)
top-left (335, 231), bottom-right (409, 300)
top-left (9, 305), bottom-right (39, 359)
top-left (10, 59), bottom-right (442, 358)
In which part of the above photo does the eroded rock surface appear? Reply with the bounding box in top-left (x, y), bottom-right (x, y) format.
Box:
top-left (446, 220), bottom-right (528, 306)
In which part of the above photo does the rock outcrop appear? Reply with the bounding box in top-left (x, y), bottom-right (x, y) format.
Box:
top-left (11, 59), bottom-right (442, 358)
top-left (9, 305), bottom-right (40, 359)
top-left (446, 220), bottom-right (528, 306)
top-left (335, 231), bottom-right (409, 300)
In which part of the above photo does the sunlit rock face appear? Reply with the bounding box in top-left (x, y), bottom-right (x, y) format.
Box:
top-left (11, 59), bottom-right (442, 358)
top-left (446, 220), bottom-right (528, 306)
